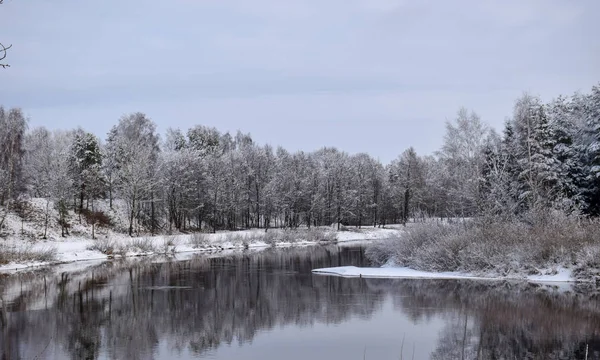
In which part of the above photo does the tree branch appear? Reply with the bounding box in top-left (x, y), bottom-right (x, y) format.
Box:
top-left (0, 43), bottom-right (11, 68)
top-left (1, 0), bottom-right (10, 68)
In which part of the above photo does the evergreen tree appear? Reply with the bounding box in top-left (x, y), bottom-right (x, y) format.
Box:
top-left (584, 84), bottom-right (600, 214)
top-left (68, 130), bottom-right (104, 212)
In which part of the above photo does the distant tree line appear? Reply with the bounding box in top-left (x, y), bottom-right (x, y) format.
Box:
top-left (0, 83), bottom-right (599, 236)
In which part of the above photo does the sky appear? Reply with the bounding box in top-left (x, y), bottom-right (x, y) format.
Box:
top-left (1, 0), bottom-right (599, 163)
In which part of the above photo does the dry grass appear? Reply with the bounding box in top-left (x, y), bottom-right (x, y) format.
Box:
top-left (87, 238), bottom-right (117, 255)
top-left (88, 236), bottom-right (179, 256)
top-left (130, 238), bottom-right (157, 253)
top-left (366, 212), bottom-right (600, 278)
top-left (189, 233), bottom-right (210, 248)
top-left (159, 236), bottom-right (177, 254)
top-left (188, 228), bottom-right (337, 249)
top-left (0, 244), bottom-right (57, 265)
top-left (262, 228), bottom-right (337, 245)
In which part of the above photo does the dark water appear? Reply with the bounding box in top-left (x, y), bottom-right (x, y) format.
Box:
top-left (1, 245), bottom-right (600, 360)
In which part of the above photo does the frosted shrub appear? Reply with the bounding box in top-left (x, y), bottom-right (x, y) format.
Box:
top-left (189, 233), bottom-right (209, 248)
top-left (0, 244), bottom-right (57, 265)
top-left (366, 212), bottom-right (600, 276)
top-left (130, 238), bottom-right (157, 253)
top-left (262, 228), bottom-right (336, 246)
top-left (160, 236), bottom-right (177, 254)
top-left (87, 238), bottom-right (116, 255)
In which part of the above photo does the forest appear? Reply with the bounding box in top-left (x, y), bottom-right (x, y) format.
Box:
top-left (0, 83), bottom-right (599, 238)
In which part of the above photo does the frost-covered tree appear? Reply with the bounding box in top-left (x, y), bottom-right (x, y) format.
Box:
top-left (583, 84), bottom-right (600, 215)
top-left (106, 113), bottom-right (160, 236)
top-left (480, 129), bottom-right (520, 218)
top-left (23, 129), bottom-right (74, 237)
top-left (187, 125), bottom-right (221, 156)
top-left (23, 127), bottom-right (54, 237)
top-left (160, 131), bottom-right (204, 232)
top-left (511, 94), bottom-right (557, 211)
top-left (68, 130), bottom-right (104, 213)
top-left (388, 148), bottom-right (425, 225)
top-left (0, 107), bottom-right (27, 229)
top-left (311, 148), bottom-right (355, 229)
top-left (350, 153), bottom-right (377, 228)
top-left (438, 108), bottom-right (488, 216)
top-left (546, 96), bottom-right (587, 212)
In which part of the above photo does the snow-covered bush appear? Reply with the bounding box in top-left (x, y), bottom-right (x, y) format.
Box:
top-left (130, 238), bottom-right (157, 253)
top-left (366, 213), bottom-right (600, 276)
top-left (189, 233), bottom-right (210, 248)
top-left (0, 244), bottom-right (57, 265)
top-left (87, 238), bottom-right (116, 255)
top-left (263, 228), bottom-right (336, 245)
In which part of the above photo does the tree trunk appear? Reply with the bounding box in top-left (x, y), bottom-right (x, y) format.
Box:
top-left (43, 199), bottom-right (50, 239)
top-left (128, 197), bottom-right (135, 237)
top-left (109, 181), bottom-right (113, 209)
top-left (90, 199), bottom-right (96, 239)
top-left (151, 192), bottom-right (155, 236)
top-left (403, 188), bottom-right (410, 226)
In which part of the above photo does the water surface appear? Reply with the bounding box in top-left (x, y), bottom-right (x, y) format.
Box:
top-left (1, 245), bottom-right (599, 359)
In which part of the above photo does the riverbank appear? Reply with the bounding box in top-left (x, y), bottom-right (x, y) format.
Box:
top-left (343, 213), bottom-right (600, 283)
top-left (0, 226), bottom-right (403, 273)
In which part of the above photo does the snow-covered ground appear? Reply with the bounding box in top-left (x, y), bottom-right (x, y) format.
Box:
top-left (312, 265), bottom-right (578, 283)
top-left (0, 227), bottom-right (403, 273)
top-left (0, 197), bottom-right (406, 273)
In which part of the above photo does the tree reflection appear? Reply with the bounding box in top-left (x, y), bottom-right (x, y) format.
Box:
top-left (1, 246), bottom-right (599, 359)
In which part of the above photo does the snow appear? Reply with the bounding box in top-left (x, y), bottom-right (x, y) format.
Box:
top-left (312, 266), bottom-right (491, 280)
top-left (526, 267), bottom-right (573, 283)
top-left (312, 265), bottom-right (579, 283)
top-left (334, 227), bottom-right (403, 242)
top-left (0, 227), bottom-right (403, 273)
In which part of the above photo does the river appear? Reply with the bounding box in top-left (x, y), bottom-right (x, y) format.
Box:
top-left (1, 244), bottom-right (599, 359)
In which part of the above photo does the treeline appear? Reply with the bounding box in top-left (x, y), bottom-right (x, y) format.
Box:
top-left (0, 83), bottom-right (599, 236)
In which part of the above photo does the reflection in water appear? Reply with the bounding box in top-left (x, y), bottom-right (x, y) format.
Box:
top-left (0, 245), bottom-right (599, 359)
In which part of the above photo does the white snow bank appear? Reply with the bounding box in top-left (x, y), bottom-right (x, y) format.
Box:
top-left (312, 266), bottom-right (578, 283)
top-left (312, 266), bottom-right (490, 280)
top-left (335, 227), bottom-right (403, 242)
top-left (0, 227), bottom-right (403, 273)
top-left (526, 267), bottom-right (574, 283)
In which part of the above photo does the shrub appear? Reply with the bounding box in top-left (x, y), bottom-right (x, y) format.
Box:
top-left (87, 238), bottom-right (116, 255)
top-left (159, 236), bottom-right (177, 254)
top-left (189, 233), bottom-right (210, 248)
top-left (365, 212), bottom-right (600, 276)
top-left (81, 209), bottom-right (112, 227)
top-left (130, 238), bottom-right (157, 253)
top-left (12, 198), bottom-right (34, 220)
top-left (0, 244), bottom-right (57, 265)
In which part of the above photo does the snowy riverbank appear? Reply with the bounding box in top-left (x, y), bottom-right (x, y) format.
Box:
top-left (0, 227), bottom-right (403, 273)
top-left (328, 215), bottom-right (600, 284)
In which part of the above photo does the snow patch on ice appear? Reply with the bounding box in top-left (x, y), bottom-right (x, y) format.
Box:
top-left (312, 266), bottom-right (491, 280)
top-left (312, 265), bottom-right (579, 283)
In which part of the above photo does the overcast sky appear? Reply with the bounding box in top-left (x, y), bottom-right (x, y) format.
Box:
top-left (2, 0), bottom-right (599, 163)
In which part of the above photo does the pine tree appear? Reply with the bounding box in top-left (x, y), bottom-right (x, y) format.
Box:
top-left (547, 96), bottom-right (587, 212)
top-left (68, 130), bottom-right (104, 213)
top-left (584, 84), bottom-right (600, 214)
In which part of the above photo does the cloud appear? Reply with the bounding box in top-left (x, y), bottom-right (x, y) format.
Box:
top-left (1, 0), bottom-right (598, 161)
